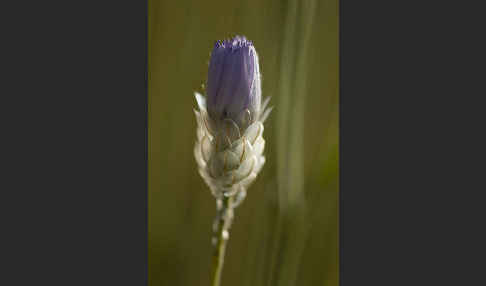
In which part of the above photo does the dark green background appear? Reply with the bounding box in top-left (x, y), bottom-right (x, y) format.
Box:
top-left (149, 0), bottom-right (338, 285)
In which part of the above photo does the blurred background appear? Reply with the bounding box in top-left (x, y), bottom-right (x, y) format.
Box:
top-left (149, 0), bottom-right (338, 285)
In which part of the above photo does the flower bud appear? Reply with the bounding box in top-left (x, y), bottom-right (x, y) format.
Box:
top-left (206, 36), bottom-right (261, 127)
top-left (194, 36), bottom-right (271, 199)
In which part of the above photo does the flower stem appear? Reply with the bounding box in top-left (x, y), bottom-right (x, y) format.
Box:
top-left (211, 195), bottom-right (234, 286)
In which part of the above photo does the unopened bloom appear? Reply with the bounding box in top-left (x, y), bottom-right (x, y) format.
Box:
top-left (194, 36), bottom-right (272, 199)
top-left (206, 36), bottom-right (261, 128)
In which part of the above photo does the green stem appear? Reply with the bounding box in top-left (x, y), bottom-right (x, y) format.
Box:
top-left (211, 195), bottom-right (234, 286)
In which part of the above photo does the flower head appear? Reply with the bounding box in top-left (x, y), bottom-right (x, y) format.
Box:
top-left (206, 36), bottom-right (261, 127)
top-left (194, 36), bottom-right (271, 199)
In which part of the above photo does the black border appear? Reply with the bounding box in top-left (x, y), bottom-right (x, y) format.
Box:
top-left (3, 0), bottom-right (148, 284)
top-left (341, 1), bottom-right (485, 285)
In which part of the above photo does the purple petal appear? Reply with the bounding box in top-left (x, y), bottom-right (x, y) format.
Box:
top-left (206, 36), bottom-right (261, 125)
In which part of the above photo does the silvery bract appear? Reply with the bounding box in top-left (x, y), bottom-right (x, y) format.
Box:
top-left (194, 36), bottom-right (272, 199)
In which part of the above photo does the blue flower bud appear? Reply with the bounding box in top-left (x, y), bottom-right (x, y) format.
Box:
top-left (206, 36), bottom-right (261, 126)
